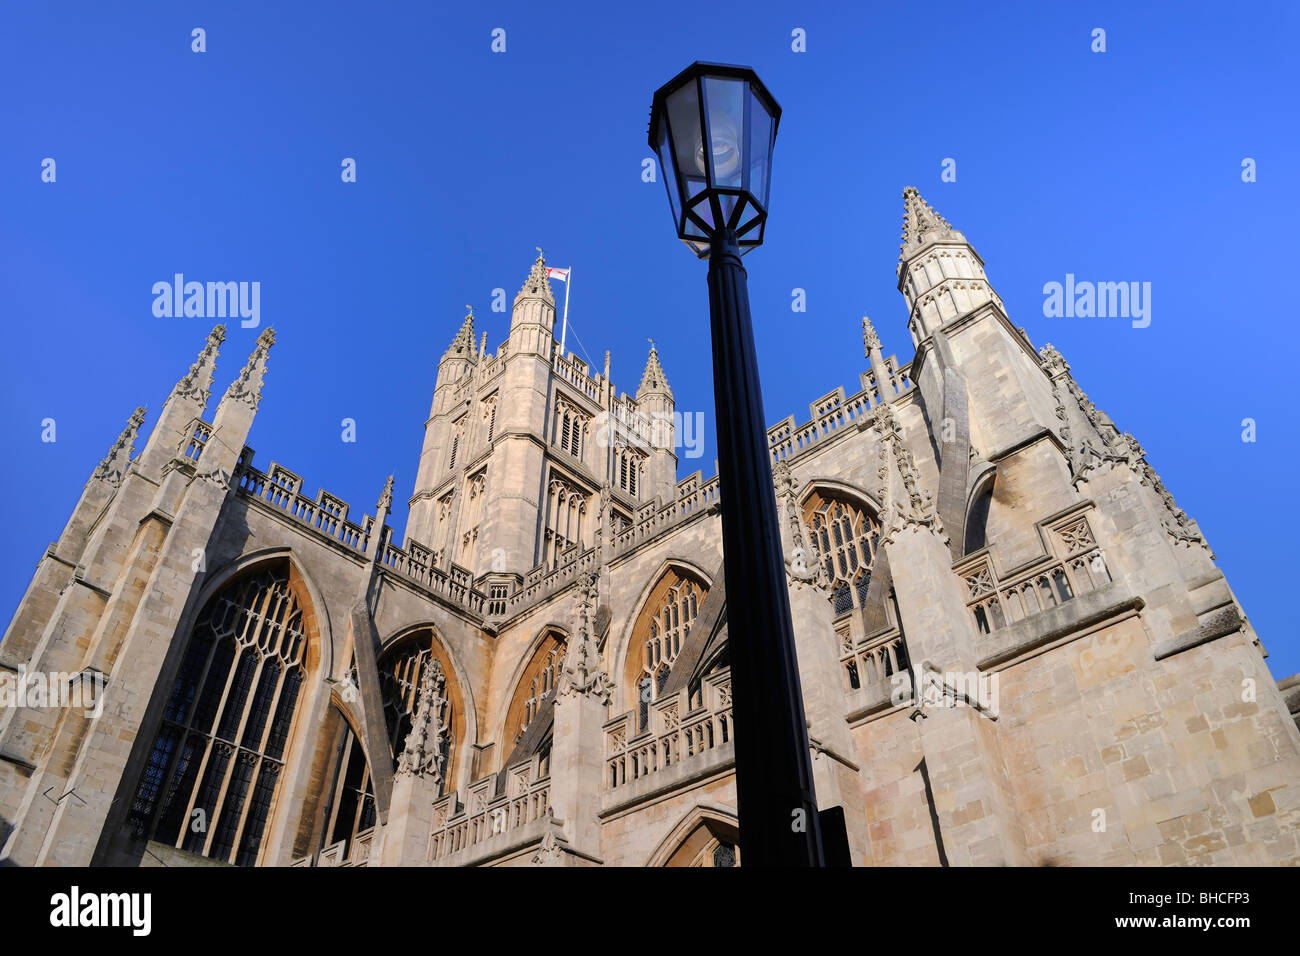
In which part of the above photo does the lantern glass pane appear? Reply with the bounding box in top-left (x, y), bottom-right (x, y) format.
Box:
top-left (666, 81), bottom-right (704, 182)
top-left (719, 193), bottom-right (739, 223)
top-left (703, 77), bottom-right (745, 189)
top-left (747, 88), bottom-right (774, 210)
top-left (655, 120), bottom-right (681, 229)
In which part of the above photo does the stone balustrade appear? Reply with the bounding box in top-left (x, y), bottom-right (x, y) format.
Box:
top-left (768, 359), bottom-right (913, 464)
top-left (234, 451), bottom-right (374, 555)
top-left (955, 511), bottom-right (1111, 635)
top-left (428, 756), bottom-right (552, 862)
top-left (603, 669), bottom-right (732, 792)
top-left (552, 350), bottom-right (602, 402)
top-left (381, 541), bottom-right (488, 615)
top-left (842, 630), bottom-right (910, 693)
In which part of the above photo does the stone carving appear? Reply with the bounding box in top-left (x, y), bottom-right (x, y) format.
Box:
top-left (872, 402), bottom-right (946, 545)
top-left (196, 466), bottom-right (231, 491)
top-left (377, 474), bottom-right (394, 513)
top-left (861, 315), bottom-right (881, 354)
top-left (92, 407), bottom-right (147, 486)
top-left (1121, 434), bottom-right (1212, 555)
top-left (557, 571), bottom-right (612, 702)
top-left (223, 328), bottom-right (276, 411)
top-left (396, 659), bottom-right (449, 783)
top-left (173, 325), bottom-right (225, 403)
top-left (531, 826), bottom-right (563, 866)
top-left (773, 460), bottom-right (820, 588)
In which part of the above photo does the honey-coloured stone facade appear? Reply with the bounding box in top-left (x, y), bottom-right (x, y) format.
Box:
top-left (2, 188), bottom-right (1296, 867)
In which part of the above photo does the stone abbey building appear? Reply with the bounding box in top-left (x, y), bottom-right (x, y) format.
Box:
top-left (3, 188), bottom-right (1298, 868)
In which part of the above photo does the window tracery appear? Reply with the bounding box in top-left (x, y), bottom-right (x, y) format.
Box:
top-left (543, 476), bottom-right (588, 569)
top-left (803, 492), bottom-right (881, 616)
top-left (377, 631), bottom-right (463, 797)
top-left (553, 397), bottom-right (587, 460)
top-left (627, 571), bottom-right (705, 734)
top-left (504, 631), bottom-right (567, 747)
top-left (126, 563), bottom-right (308, 866)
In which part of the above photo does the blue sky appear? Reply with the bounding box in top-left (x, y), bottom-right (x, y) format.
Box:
top-left (1, 1), bottom-right (1296, 677)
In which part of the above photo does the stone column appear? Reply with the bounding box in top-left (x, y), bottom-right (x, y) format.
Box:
top-left (774, 460), bottom-right (871, 864)
top-left (873, 402), bottom-right (1027, 866)
top-left (549, 572), bottom-right (610, 861)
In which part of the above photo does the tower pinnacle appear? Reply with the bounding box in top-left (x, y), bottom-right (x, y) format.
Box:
top-left (446, 308), bottom-right (477, 359)
top-left (92, 406), bottom-right (147, 485)
top-left (517, 250), bottom-right (555, 302)
top-left (171, 324), bottom-right (226, 405)
top-left (899, 186), bottom-right (966, 259)
top-left (861, 316), bottom-right (881, 355)
top-left (637, 340), bottom-right (672, 398)
top-left (219, 328), bottom-right (276, 413)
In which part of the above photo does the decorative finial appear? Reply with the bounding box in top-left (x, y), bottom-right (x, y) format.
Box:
top-left (899, 185), bottom-right (958, 258)
top-left (377, 474), bottom-right (394, 513)
top-left (92, 406), bottom-right (148, 485)
top-left (221, 328), bottom-right (277, 411)
top-left (637, 339), bottom-right (671, 398)
top-left (448, 309), bottom-right (477, 356)
top-left (862, 316), bottom-right (881, 355)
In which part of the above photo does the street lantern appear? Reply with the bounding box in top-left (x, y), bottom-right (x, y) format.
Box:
top-left (648, 63), bottom-right (834, 868)
top-left (648, 62), bottom-right (780, 257)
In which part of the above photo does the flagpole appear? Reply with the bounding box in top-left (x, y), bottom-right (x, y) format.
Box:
top-left (559, 267), bottom-right (571, 358)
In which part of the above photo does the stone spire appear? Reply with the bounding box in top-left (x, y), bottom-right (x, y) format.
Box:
top-left (862, 316), bottom-right (896, 404)
top-left (896, 186), bottom-right (997, 344)
top-left (91, 406), bottom-right (147, 486)
top-left (377, 474), bottom-right (395, 514)
top-left (516, 249), bottom-right (555, 303)
top-left (861, 316), bottom-right (881, 354)
top-left (171, 325), bottom-right (226, 405)
top-left (218, 328), bottom-right (276, 412)
top-left (899, 186), bottom-right (965, 258)
top-left (445, 308), bottom-right (477, 360)
top-left (636, 340), bottom-right (672, 399)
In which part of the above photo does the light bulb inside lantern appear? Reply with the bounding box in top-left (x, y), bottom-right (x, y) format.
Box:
top-left (695, 122), bottom-right (740, 179)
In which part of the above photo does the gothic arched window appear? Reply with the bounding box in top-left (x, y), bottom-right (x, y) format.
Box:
top-left (126, 562), bottom-right (310, 866)
top-left (321, 713), bottom-right (375, 860)
top-left (543, 476), bottom-right (588, 569)
top-left (625, 570), bottom-right (706, 734)
top-left (965, 479), bottom-right (994, 554)
top-left (378, 630), bottom-right (464, 796)
top-left (503, 631), bottom-right (568, 747)
top-left (803, 492), bottom-right (881, 616)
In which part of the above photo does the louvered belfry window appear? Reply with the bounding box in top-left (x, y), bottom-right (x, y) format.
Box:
top-left (127, 563), bottom-right (308, 866)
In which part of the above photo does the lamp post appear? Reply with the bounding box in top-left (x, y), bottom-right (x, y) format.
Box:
top-left (648, 62), bottom-right (825, 867)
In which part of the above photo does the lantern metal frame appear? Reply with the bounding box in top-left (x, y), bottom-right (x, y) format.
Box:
top-left (647, 61), bottom-right (782, 258)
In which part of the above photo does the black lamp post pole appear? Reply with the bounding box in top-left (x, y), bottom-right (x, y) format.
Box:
top-left (706, 227), bottom-right (824, 867)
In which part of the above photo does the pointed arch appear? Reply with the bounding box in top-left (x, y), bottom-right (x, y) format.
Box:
top-left (374, 623), bottom-right (472, 796)
top-left (617, 561), bottom-right (711, 732)
top-left (183, 546), bottom-right (335, 679)
top-left (964, 468), bottom-right (997, 555)
top-left (123, 554), bottom-right (324, 866)
top-left (315, 703), bottom-right (376, 862)
top-left (501, 626), bottom-right (569, 751)
top-left (645, 803), bottom-right (741, 867)
top-left (611, 558), bottom-right (716, 716)
top-left (798, 482), bottom-right (883, 616)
